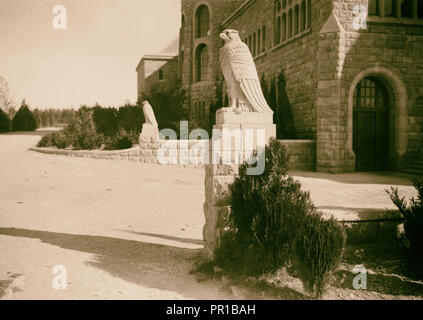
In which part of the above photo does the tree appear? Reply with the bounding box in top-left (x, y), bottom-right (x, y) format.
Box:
top-left (0, 76), bottom-right (17, 118)
top-left (0, 109), bottom-right (11, 132)
top-left (12, 100), bottom-right (37, 131)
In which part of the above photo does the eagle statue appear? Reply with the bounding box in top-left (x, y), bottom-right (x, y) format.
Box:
top-left (142, 101), bottom-right (158, 127)
top-left (219, 29), bottom-right (273, 114)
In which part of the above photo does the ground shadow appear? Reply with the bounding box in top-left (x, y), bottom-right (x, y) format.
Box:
top-left (0, 227), bottom-right (232, 299)
top-left (119, 230), bottom-right (205, 246)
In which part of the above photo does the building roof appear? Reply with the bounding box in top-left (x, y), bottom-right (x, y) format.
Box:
top-left (136, 54), bottom-right (178, 72)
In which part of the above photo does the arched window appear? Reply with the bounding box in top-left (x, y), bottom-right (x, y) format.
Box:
top-left (195, 44), bottom-right (208, 82)
top-left (262, 26), bottom-right (266, 52)
top-left (276, 16), bottom-right (281, 45)
top-left (300, 1), bottom-right (306, 31)
top-left (288, 9), bottom-right (292, 38)
top-left (274, 0), bottom-right (310, 45)
top-left (294, 5), bottom-right (299, 35)
top-left (384, 0), bottom-right (395, 17)
top-left (253, 32), bottom-right (257, 56)
top-left (401, 0), bottom-right (413, 18)
top-left (307, 0), bottom-right (311, 28)
top-left (181, 15), bottom-right (185, 43)
top-left (257, 29), bottom-right (261, 56)
top-left (353, 77), bottom-right (389, 109)
top-left (158, 70), bottom-right (164, 81)
top-left (368, 0), bottom-right (379, 16)
top-left (196, 5), bottom-right (209, 38)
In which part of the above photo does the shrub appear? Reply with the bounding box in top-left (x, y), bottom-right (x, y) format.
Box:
top-left (215, 138), bottom-right (346, 298)
top-left (0, 109), bottom-right (11, 132)
top-left (12, 101), bottom-right (37, 131)
top-left (37, 131), bottom-right (70, 149)
top-left (104, 129), bottom-right (137, 150)
top-left (293, 214), bottom-right (346, 298)
top-left (63, 107), bottom-right (103, 150)
top-left (117, 104), bottom-right (144, 135)
top-left (220, 139), bottom-right (317, 273)
top-left (93, 106), bottom-right (118, 137)
top-left (388, 178), bottom-right (423, 270)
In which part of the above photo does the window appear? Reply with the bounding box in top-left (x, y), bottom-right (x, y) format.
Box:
top-left (401, 0), bottom-right (413, 18)
top-left (384, 0), bottom-right (395, 17)
top-left (195, 44), bottom-right (208, 82)
top-left (294, 5), bottom-right (299, 35)
top-left (257, 29), bottom-right (261, 55)
top-left (158, 70), bottom-right (163, 81)
top-left (181, 15), bottom-right (185, 43)
top-left (196, 5), bottom-right (209, 38)
top-left (370, 0), bottom-right (422, 19)
top-left (253, 32), bottom-right (257, 56)
top-left (369, 0), bottom-right (379, 16)
top-left (353, 78), bottom-right (388, 109)
top-left (288, 9), bottom-right (292, 38)
top-left (276, 0), bottom-right (311, 41)
top-left (245, 26), bottom-right (267, 57)
top-left (300, 1), bottom-right (306, 31)
top-left (276, 16), bottom-right (281, 45)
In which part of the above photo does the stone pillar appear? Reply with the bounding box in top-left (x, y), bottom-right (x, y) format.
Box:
top-left (316, 11), bottom-right (355, 173)
top-left (139, 124), bottom-right (160, 163)
top-left (203, 109), bottom-right (276, 260)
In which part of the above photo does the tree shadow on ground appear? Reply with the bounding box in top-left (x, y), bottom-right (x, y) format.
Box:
top-left (119, 230), bottom-right (205, 246)
top-left (0, 227), bottom-right (234, 299)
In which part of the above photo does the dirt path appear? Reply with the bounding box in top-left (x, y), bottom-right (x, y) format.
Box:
top-left (0, 134), bottom-right (419, 299)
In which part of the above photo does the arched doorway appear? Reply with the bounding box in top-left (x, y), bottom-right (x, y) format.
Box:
top-left (353, 77), bottom-right (390, 171)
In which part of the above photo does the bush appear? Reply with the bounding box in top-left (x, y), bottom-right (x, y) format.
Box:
top-left (117, 104), bottom-right (144, 135)
top-left (64, 107), bottom-right (103, 150)
top-left (294, 214), bottom-right (346, 298)
top-left (215, 138), bottom-right (346, 298)
top-left (93, 106), bottom-right (118, 137)
top-left (37, 131), bottom-right (70, 149)
top-left (103, 129), bottom-right (137, 150)
top-left (0, 109), bottom-right (11, 132)
top-left (388, 178), bottom-right (423, 271)
top-left (217, 139), bottom-right (317, 274)
top-left (12, 101), bottom-right (37, 131)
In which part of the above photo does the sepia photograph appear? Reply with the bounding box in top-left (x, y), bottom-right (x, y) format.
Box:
top-left (1, 0), bottom-right (423, 308)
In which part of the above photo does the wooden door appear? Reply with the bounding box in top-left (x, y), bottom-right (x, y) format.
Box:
top-left (353, 77), bottom-right (390, 171)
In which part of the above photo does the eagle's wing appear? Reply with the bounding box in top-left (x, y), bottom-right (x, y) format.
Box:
top-left (229, 43), bottom-right (273, 113)
top-left (143, 102), bottom-right (158, 127)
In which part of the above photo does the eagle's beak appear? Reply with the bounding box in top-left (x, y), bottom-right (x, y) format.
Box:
top-left (220, 33), bottom-right (229, 42)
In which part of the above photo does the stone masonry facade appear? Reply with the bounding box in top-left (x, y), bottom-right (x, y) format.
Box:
top-left (137, 0), bottom-right (423, 173)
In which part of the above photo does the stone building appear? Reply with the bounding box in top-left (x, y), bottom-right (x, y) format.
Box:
top-left (137, 0), bottom-right (423, 173)
top-left (136, 54), bottom-right (179, 99)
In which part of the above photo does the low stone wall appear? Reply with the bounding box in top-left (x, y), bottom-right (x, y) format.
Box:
top-left (279, 140), bottom-right (316, 171)
top-left (29, 146), bottom-right (141, 162)
top-left (31, 138), bottom-right (317, 170)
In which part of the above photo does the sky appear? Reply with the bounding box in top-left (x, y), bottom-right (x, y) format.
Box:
top-left (0, 0), bottom-right (181, 109)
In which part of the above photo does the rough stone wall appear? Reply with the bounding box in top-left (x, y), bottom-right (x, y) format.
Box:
top-left (221, 0), bottom-right (334, 139)
top-left (181, 0), bottom-right (245, 120)
top-left (319, 0), bottom-right (423, 171)
top-left (137, 57), bottom-right (179, 99)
